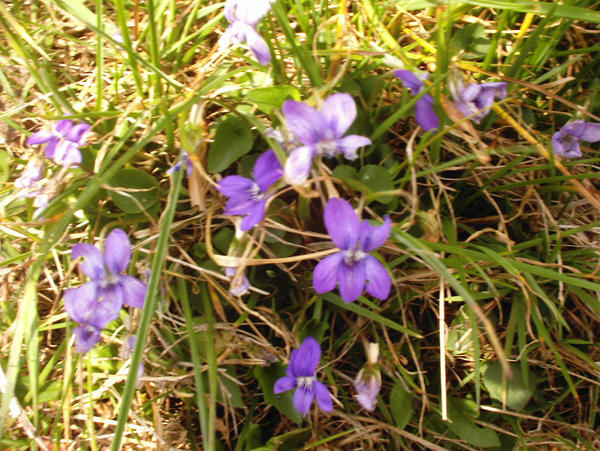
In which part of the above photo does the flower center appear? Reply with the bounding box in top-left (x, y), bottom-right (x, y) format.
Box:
top-left (99, 273), bottom-right (120, 288)
top-left (344, 248), bottom-right (366, 266)
top-left (250, 183), bottom-right (264, 200)
top-left (316, 140), bottom-right (339, 158)
top-left (297, 376), bottom-right (315, 389)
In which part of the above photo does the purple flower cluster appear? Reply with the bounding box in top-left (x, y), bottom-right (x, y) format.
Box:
top-left (27, 119), bottom-right (90, 167)
top-left (65, 229), bottom-right (147, 354)
top-left (221, 0), bottom-right (274, 65)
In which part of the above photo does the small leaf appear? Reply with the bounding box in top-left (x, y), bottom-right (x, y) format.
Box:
top-left (447, 397), bottom-right (501, 448)
top-left (208, 115), bottom-right (254, 173)
top-left (359, 165), bottom-right (395, 204)
top-left (246, 86), bottom-right (301, 114)
top-left (483, 361), bottom-right (537, 411)
top-left (390, 383), bottom-right (412, 429)
top-left (108, 168), bottom-right (159, 214)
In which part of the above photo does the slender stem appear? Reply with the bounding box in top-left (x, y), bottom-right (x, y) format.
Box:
top-left (86, 356), bottom-right (98, 451)
top-left (200, 284), bottom-right (217, 451)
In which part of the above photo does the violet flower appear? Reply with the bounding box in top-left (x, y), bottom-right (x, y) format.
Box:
top-left (283, 93), bottom-right (371, 185)
top-left (225, 266), bottom-right (250, 296)
top-left (393, 70), bottom-right (439, 132)
top-left (451, 79), bottom-right (508, 123)
top-left (64, 229), bottom-right (147, 354)
top-left (217, 149), bottom-right (283, 231)
top-left (221, 0), bottom-right (274, 65)
top-left (313, 198), bottom-right (392, 303)
top-left (552, 120), bottom-right (600, 159)
top-left (14, 159), bottom-right (44, 196)
top-left (26, 119), bottom-right (90, 167)
top-left (353, 343), bottom-right (381, 411)
top-left (273, 336), bottom-right (333, 417)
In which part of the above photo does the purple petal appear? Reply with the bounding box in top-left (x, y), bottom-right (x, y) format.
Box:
top-left (225, 195), bottom-right (260, 216)
top-left (72, 325), bottom-right (101, 354)
top-left (320, 93), bottom-right (357, 139)
top-left (104, 228), bottom-right (131, 275)
top-left (393, 70), bottom-right (424, 92)
top-left (313, 380), bottom-right (333, 412)
top-left (359, 216), bottom-right (391, 252)
top-left (225, 267), bottom-right (250, 296)
top-left (94, 284), bottom-right (125, 329)
top-left (313, 252), bottom-right (343, 294)
top-left (324, 198), bottom-right (360, 250)
top-left (284, 145), bottom-right (315, 185)
top-left (335, 135), bottom-right (371, 160)
top-left (481, 82), bottom-right (508, 100)
top-left (26, 130), bottom-right (55, 145)
top-left (338, 259), bottom-right (366, 303)
top-left (415, 95), bottom-right (439, 131)
top-left (364, 255), bottom-right (391, 300)
top-left (289, 336), bottom-right (321, 377)
top-left (64, 123), bottom-right (90, 145)
top-left (293, 386), bottom-right (315, 417)
top-left (282, 100), bottom-right (323, 145)
top-left (118, 275), bottom-right (147, 308)
top-left (240, 198), bottom-right (268, 231)
top-left (246, 28), bottom-right (271, 65)
top-left (72, 243), bottom-right (106, 279)
top-left (44, 137), bottom-right (60, 159)
top-left (564, 120), bottom-right (600, 142)
top-left (552, 130), bottom-right (581, 158)
top-left (52, 140), bottom-right (82, 167)
top-left (55, 119), bottom-right (74, 135)
top-left (218, 175), bottom-right (255, 196)
top-left (273, 376), bottom-right (297, 394)
top-left (225, 0), bottom-right (273, 26)
top-left (253, 150), bottom-right (283, 192)
top-left (64, 281), bottom-right (99, 325)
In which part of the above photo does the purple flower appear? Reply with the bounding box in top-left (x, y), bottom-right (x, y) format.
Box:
top-left (451, 79), bottom-right (508, 123)
top-left (283, 93), bottom-right (371, 185)
top-left (393, 70), bottom-right (439, 132)
top-left (14, 159), bottom-right (44, 197)
top-left (26, 119), bottom-right (90, 167)
top-left (552, 120), bottom-right (600, 159)
top-left (217, 149), bottom-right (283, 231)
top-left (225, 266), bottom-right (250, 296)
top-left (64, 229), bottom-right (147, 354)
top-left (273, 336), bottom-right (333, 417)
top-left (123, 335), bottom-right (145, 378)
top-left (221, 0), bottom-right (274, 64)
top-left (313, 198), bottom-right (392, 303)
top-left (167, 151), bottom-right (193, 177)
top-left (353, 343), bottom-right (381, 411)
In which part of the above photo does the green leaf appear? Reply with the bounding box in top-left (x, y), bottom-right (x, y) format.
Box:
top-left (254, 364), bottom-right (303, 424)
top-left (0, 150), bottom-right (10, 183)
top-left (246, 86), bottom-right (301, 114)
top-left (108, 168), bottom-right (159, 214)
top-left (447, 397), bottom-right (501, 448)
top-left (483, 361), bottom-right (537, 411)
top-left (390, 383), bottom-right (412, 429)
top-left (208, 115), bottom-right (254, 173)
top-left (359, 165), bottom-right (395, 204)
top-left (452, 23), bottom-right (491, 58)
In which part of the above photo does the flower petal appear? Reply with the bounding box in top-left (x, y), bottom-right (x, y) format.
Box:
top-left (282, 100), bottom-right (323, 145)
top-left (313, 380), bottom-right (333, 412)
top-left (313, 252), bottom-right (343, 294)
top-left (44, 137), bottom-right (59, 159)
top-left (289, 336), bottom-right (321, 377)
top-left (364, 255), bottom-right (391, 300)
top-left (104, 228), bottom-right (131, 275)
top-left (64, 281), bottom-right (99, 325)
top-left (552, 130), bottom-right (581, 158)
top-left (240, 198), bottom-right (267, 231)
top-left (293, 386), bottom-right (315, 417)
top-left (52, 140), bottom-right (81, 167)
top-left (26, 130), bottom-right (54, 145)
top-left (284, 145), bottom-right (315, 185)
top-left (324, 198), bottom-right (360, 250)
top-left (273, 376), bottom-right (297, 394)
top-left (415, 96), bottom-right (439, 131)
top-left (218, 175), bottom-right (255, 197)
top-left (253, 149), bottom-right (283, 193)
top-left (94, 284), bottom-right (125, 329)
top-left (338, 259), bottom-right (366, 303)
top-left (118, 275), bottom-right (147, 308)
top-left (72, 243), bottom-right (106, 279)
top-left (564, 120), bottom-right (600, 143)
top-left (72, 325), bottom-right (101, 354)
top-left (359, 216), bottom-right (391, 252)
top-left (320, 93), bottom-right (357, 139)
top-left (64, 123), bottom-right (91, 145)
top-left (335, 135), bottom-right (371, 160)
top-left (246, 28), bottom-right (271, 65)
top-left (393, 70), bottom-right (424, 92)
top-left (55, 119), bottom-right (74, 135)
